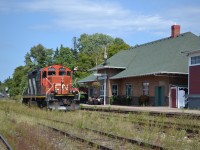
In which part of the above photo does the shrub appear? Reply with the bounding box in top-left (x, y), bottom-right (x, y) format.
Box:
top-left (110, 96), bottom-right (114, 105)
top-left (110, 96), bottom-right (120, 105)
top-left (125, 97), bottom-right (132, 105)
top-left (91, 81), bottom-right (101, 88)
top-left (139, 95), bottom-right (149, 106)
top-left (110, 96), bottom-right (132, 106)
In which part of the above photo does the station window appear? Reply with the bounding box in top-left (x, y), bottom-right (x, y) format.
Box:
top-left (89, 88), bottom-right (94, 97)
top-left (112, 84), bottom-right (118, 96)
top-left (142, 82), bottom-right (149, 96)
top-left (191, 55), bottom-right (200, 65)
top-left (100, 84), bottom-right (104, 97)
top-left (125, 84), bottom-right (132, 97)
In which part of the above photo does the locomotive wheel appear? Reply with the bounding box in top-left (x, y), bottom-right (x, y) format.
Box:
top-left (37, 100), bottom-right (47, 108)
top-left (22, 98), bottom-right (29, 105)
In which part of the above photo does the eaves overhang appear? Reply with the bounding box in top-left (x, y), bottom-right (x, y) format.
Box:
top-left (89, 66), bottom-right (126, 71)
top-left (181, 49), bottom-right (200, 56)
top-left (110, 71), bottom-right (188, 80)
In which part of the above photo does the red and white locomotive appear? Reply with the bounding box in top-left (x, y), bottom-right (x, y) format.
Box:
top-left (22, 64), bottom-right (80, 110)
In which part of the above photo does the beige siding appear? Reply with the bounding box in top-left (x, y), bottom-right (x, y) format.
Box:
top-left (110, 75), bottom-right (170, 97)
top-left (88, 68), bottom-right (187, 106)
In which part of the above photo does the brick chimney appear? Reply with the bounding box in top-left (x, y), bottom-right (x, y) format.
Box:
top-left (171, 24), bottom-right (180, 38)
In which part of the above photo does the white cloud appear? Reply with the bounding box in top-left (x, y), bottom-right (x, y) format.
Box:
top-left (163, 6), bottom-right (200, 34)
top-left (15, 0), bottom-right (173, 35)
top-left (0, 1), bottom-right (11, 13)
top-left (3, 0), bottom-right (200, 36)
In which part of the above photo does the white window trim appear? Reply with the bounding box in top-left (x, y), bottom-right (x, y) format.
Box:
top-left (125, 84), bottom-right (133, 97)
top-left (89, 87), bottom-right (94, 97)
top-left (142, 82), bottom-right (149, 96)
top-left (100, 84), bottom-right (104, 97)
top-left (189, 54), bottom-right (200, 66)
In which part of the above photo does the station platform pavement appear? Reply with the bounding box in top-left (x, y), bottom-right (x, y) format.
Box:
top-left (81, 104), bottom-right (200, 116)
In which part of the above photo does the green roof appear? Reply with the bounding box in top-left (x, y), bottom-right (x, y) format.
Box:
top-left (111, 32), bottom-right (200, 79)
top-left (79, 32), bottom-right (200, 82)
top-left (78, 74), bottom-right (97, 83)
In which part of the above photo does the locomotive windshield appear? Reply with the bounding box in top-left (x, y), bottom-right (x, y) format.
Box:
top-left (59, 71), bottom-right (66, 76)
top-left (59, 67), bottom-right (66, 76)
top-left (48, 67), bottom-right (56, 76)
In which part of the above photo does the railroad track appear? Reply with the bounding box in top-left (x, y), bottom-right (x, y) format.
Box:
top-left (41, 118), bottom-right (165, 150)
top-left (98, 114), bottom-right (200, 138)
top-left (80, 107), bottom-right (200, 137)
top-left (80, 107), bottom-right (200, 119)
top-left (39, 123), bottom-right (113, 150)
top-left (137, 119), bottom-right (199, 137)
top-left (0, 134), bottom-right (12, 150)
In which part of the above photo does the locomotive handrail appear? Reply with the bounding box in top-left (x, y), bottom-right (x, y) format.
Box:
top-left (22, 64), bottom-right (80, 110)
top-left (45, 77), bottom-right (53, 95)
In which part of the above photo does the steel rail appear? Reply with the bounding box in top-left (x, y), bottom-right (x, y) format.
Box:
top-left (38, 123), bottom-right (112, 150)
top-left (0, 134), bottom-right (13, 150)
top-left (46, 119), bottom-right (165, 150)
top-left (99, 114), bottom-right (200, 137)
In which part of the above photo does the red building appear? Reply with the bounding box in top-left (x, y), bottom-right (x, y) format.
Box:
top-left (187, 50), bottom-right (200, 108)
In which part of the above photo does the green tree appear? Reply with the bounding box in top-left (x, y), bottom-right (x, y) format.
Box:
top-left (4, 77), bottom-right (14, 96)
top-left (25, 44), bottom-right (54, 69)
top-left (72, 37), bottom-right (78, 60)
top-left (53, 45), bottom-right (75, 69)
top-left (53, 47), bottom-right (60, 64)
top-left (107, 38), bottom-right (130, 57)
top-left (11, 66), bottom-right (26, 96)
top-left (76, 33), bottom-right (114, 79)
top-left (0, 81), bottom-right (3, 93)
top-left (75, 52), bottom-right (93, 79)
top-left (75, 34), bottom-right (130, 80)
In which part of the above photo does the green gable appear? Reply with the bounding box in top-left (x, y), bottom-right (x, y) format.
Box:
top-left (79, 32), bottom-right (200, 82)
top-left (78, 74), bottom-right (97, 83)
top-left (111, 32), bottom-right (200, 79)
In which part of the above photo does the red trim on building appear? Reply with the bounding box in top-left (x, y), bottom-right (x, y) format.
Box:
top-left (171, 88), bottom-right (177, 108)
top-left (189, 65), bottom-right (200, 94)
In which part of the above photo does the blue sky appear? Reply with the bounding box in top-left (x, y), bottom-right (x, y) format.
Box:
top-left (1, 0), bottom-right (200, 82)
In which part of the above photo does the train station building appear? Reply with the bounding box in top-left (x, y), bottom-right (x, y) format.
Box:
top-left (79, 25), bottom-right (200, 108)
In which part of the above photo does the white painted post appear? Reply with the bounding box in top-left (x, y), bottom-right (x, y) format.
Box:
top-left (104, 76), bottom-right (106, 105)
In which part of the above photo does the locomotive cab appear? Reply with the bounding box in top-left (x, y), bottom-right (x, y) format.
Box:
top-left (41, 65), bottom-right (73, 95)
top-left (23, 65), bottom-right (80, 110)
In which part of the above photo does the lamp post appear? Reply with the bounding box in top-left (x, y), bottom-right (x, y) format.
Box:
top-left (93, 45), bottom-right (108, 105)
top-left (103, 46), bottom-right (107, 105)
top-left (103, 74), bottom-right (107, 105)
top-left (94, 73), bottom-right (107, 105)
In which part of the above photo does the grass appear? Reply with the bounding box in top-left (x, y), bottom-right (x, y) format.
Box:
top-left (0, 99), bottom-right (200, 149)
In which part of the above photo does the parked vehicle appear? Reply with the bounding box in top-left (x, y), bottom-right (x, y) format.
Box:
top-left (0, 93), bottom-right (4, 98)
